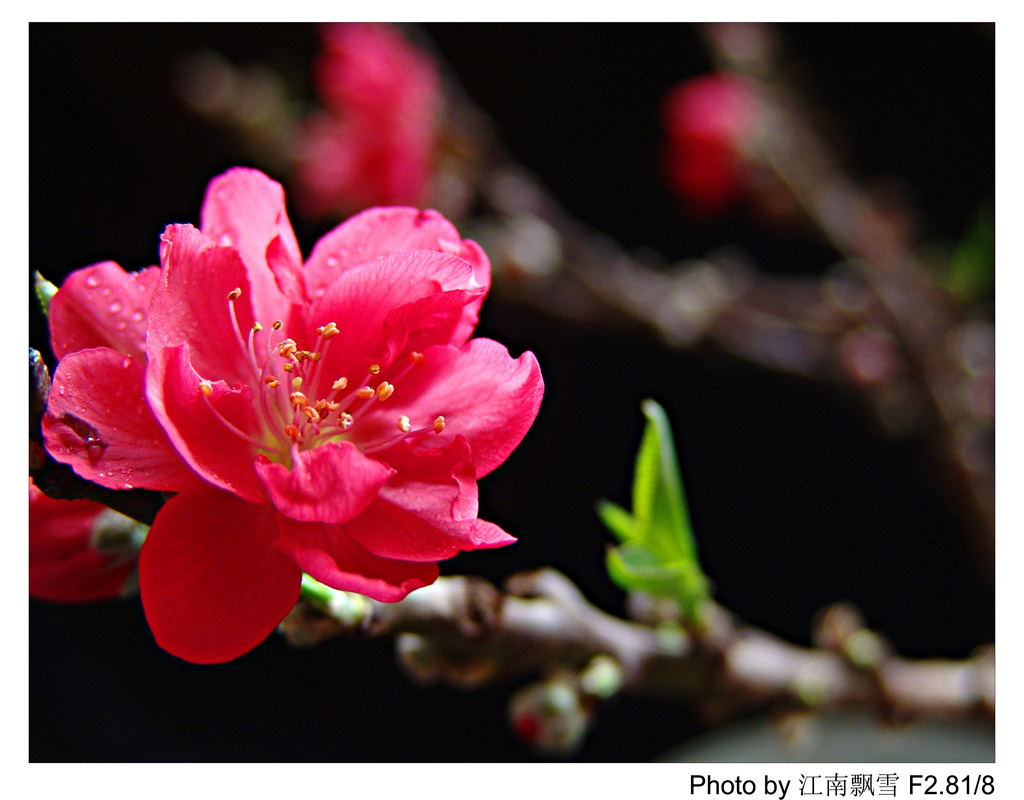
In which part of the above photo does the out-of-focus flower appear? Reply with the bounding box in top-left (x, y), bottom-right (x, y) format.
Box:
top-left (29, 478), bottom-right (141, 602)
top-left (660, 73), bottom-right (758, 217)
top-left (294, 23), bottom-right (440, 216)
top-left (43, 167), bottom-right (543, 664)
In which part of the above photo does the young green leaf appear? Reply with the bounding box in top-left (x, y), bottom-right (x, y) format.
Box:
top-left (597, 399), bottom-right (709, 622)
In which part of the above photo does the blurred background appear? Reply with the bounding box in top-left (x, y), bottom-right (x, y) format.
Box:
top-left (29, 23), bottom-right (994, 761)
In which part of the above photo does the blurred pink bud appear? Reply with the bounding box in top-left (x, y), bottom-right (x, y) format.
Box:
top-left (30, 478), bottom-right (140, 602)
top-left (661, 73), bottom-right (758, 217)
top-left (295, 23), bottom-right (441, 216)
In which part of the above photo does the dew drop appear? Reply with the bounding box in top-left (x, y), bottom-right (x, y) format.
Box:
top-left (85, 436), bottom-right (107, 461)
top-left (219, 232), bottom-right (234, 246)
top-left (108, 300), bottom-right (124, 314)
top-left (326, 255), bottom-right (339, 267)
top-left (59, 385), bottom-right (66, 396)
top-left (84, 273), bottom-right (101, 288)
top-left (129, 310), bottom-right (145, 322)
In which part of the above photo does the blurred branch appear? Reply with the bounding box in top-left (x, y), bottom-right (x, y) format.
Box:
top-left (281, 568), bottom-right (995, 727)
top-left (432, 24), bottom-right (993, 576)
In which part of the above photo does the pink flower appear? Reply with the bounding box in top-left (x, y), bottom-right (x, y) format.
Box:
top-left (294, 23), bottom-right (440, 216)
top-left (661, 73), bottom-right (758, 217)
top-left (43, 167), bottom-right (543, 663)
top-left (29, 478), bottom-right (138, 602)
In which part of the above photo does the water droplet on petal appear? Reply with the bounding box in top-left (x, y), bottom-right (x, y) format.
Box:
top-left (326, 255), bottom-right (339, 267)
top-left (129, 310), bottom-right (145, 322)
top-left (108, 300), bottom-right (124, 314)
top-left (84, 273), bottom-right (100, 288)
top-left (219, 232), bottom-right (234, 246)
top-left (85, 436), bottom-right (107, 461)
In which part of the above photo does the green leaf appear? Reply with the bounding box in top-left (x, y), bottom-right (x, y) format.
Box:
top-left (595, 499), bottom-right (636, 543)
top-left (34, 271), bottom-right (59, 317)
top-left (633, 399), bottom-right (695, 561)
top-left (596, 399), bottom-right (709, 622)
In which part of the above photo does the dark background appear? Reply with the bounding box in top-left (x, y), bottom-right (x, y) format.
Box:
top-left (29, 23), bottom-right (994, 761)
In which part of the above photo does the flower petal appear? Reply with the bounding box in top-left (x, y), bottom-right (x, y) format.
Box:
top-left (255, 441), bottom-right (395, 524)
top-left (139, 485), bottom-right (301, 664)
top-left (341, 498), bottom-right (515, 563)
top-left (49, 262), bottom-right (159, 361)
top-left (377, 338), bottom-right (544, 477)
top-left (42, 347), bottom-right (195, 492)
top-left (146, 344), bottom-right (267, 502)
top-left (341, 436), bottom-right (516, 562)
top-left (376, 436), bottom-right (479, 522)
top-left (304, 207), bottom-right (489, 312)
top-left (309, 249), bottom-right (483, 383)
top-left (147, 223), bottom-right (270, 387)
top-left (273, 517), bottom-right (438, 602)
top-left (199, 167), bottom-right (302, 324)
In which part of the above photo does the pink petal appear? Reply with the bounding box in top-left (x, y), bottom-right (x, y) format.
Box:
top-left (338, 437), bottom-right (516, 562)
top-left (376, 436), bottom-right (479, 522)
top-left (49, 262), bottom-right (159, 361)
top-left (341, 497), bottom-right (515, 563)
top-left (255, 441), bottom-right (395, 524)
top-left (273, 517), bottom-right (438, 602)
top-left (199, 168), bottom-right (303, 324)
top-left (29, 479), bottom-right (136, 602)
top-left (308, 249), bottom-right (483, 384)
top-left (147, 223), bottom-right (276, 387)
top-left (146, 344), bottom-right (267, 503)
top-left (42, 347), bottom-right (196, 492)
top-left (139, 485), bottom-right (301, 664)
top-left (378, 338), bottom-right (544, 477)
top-left (304, 207), bottom-right (490, 312)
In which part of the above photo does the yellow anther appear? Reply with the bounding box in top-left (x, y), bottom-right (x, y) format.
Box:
top-left (433, 416), bottom-right (446, 434)
top-left (368, 364), bottom-right (381, 375)
top-left (356, 386), bottom-right (375, 400)
top-left (227, 287), bottom-right (241, 301)
top-left (338, 412), bottom-right (354, 430)
top-left (302, 406), bottom-right (320, 422)
top-left (265, 378), bottom-right (280, 389)
top-left (397, 415), bottom-right (411, 433)
top-left (409, 351), bottom-right (425, 369)
top-left (272, 320), bottom-right (283, 330)
top-left (322, 322), bottom-right (340, 339)
top-left (283, 424), bottom-right (301, 442)
top-left (315, 326), bottom-right (325, 336)
top-left (289, 392), bottom-right (308, 407)
top-left (283, 363), bottom-right (294, 372)
top-left (332, 377), bottom-right (348, 392)
top-left (311, 352), bottom-right (323, 362)
top-left (376, 381), bottom-right (395, 401)
top-left (292, 377), bottom-right (303, 389)
top-left (325, 401), bottom-right (340, 412)
top-left (199, 380), bottom-right (213, 398)
top-left (314, 399), bottom-right (328, 414)
top-left (251, 322), bottom-right (263, 332)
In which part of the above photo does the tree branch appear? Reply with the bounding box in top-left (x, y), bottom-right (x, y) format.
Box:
top-left (280, 569), bottom-right (994, 727)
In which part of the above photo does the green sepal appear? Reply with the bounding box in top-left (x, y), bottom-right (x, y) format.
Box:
top-left (34, 271), bottom-right (59, 317)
